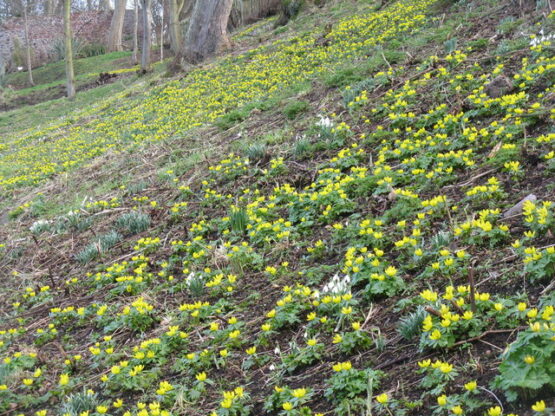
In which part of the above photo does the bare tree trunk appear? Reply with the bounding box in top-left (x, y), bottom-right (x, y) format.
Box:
top-left (0, 50), bottom-right (6, 85)
top-left (107, 0), bottom-right (126, 51)
top-left (168, 0), bottom-right (183, 54)
top-left (180, 0), bottom-right (194, 19)
top-left (160, 3), bottom-right (164, 61)
top-left (229, 0), bottom-right (281, 30)
top-left (64, 0), bottom-right (75, 99)
top-left (141, 0), bottom-right (152, 72)
top-left (132, 0), bottom-right (139, 64)
top-left (87, 0), bottom-right (93, 11)
top-left (21, 0), bottom-right (34, 86)
top-left (183, 0), bottom-right (233, 64)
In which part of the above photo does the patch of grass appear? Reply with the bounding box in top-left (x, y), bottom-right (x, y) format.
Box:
top-left (243, 142), bottom-right (268, 163)
top-left (0, 81), bottom-right (130, 137)
top-left (496, 16), bottom-right (520, 35)
top-left (75, 230), bottom-right (122, 264)
top-left (215, 107), bottom-right (252, 130)
top-left (115, 211), bottom-right (151, 235)
top-left (324, 67), bottom-right (366, 88)
top-left (283, 100), bottom-right (310, 119)
top-left (293, 136), bottom-right (313, 160)
top-left (496, 37), bottom-right (529, 55)
top-left (4, 51), bottom-right (133, 89)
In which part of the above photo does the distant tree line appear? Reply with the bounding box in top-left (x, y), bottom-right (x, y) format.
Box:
top-left (0, 0), bottom-right (318, 99)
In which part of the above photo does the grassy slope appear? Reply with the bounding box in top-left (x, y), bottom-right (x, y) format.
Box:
top-left (0, 52), bottom-right (141, 128)
top-left (0, 1), bottom-right (554, 416)
top-left (4, 51), bottom-right (133, 89)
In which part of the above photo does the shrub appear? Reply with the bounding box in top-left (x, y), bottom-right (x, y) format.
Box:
top-left (79, 43), bottom-right (106, 58)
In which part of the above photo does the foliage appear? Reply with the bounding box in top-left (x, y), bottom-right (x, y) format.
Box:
top-left (492, 316), bottom-right (555, 401)
top-left (283, 100), bottom-right (310, 119)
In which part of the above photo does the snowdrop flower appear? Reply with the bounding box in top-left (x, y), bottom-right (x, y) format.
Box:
top-left (29, 220), bottom-right (50, 234)
top-left (322, 273), bottom-right (351, 294)
top-left (316, 114), bottom-right (334, 129)
top-left (184, 272), bottom-right (197, 287)
top-left (530, 29), bottom-right (554, 46)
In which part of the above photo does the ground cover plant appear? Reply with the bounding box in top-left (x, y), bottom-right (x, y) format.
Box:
top-left (0, 0), bottom-right (554, 415)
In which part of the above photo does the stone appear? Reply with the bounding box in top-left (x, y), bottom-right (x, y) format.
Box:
top-left (485, 75), bottom-right (513, 98)
top-left (503, 194), bottom-right (536, 218)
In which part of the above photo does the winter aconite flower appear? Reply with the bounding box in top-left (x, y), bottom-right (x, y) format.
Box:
top-left (532, 401), bottom-right (546, 412)
top-left (376, 393), bottom-right (388, 404)
top-left (487, 407), bottom-right (502, 416)
top-left (59, 374), bottom-right (69, 386)
top-left (464, 381), bottom-right (477, 391)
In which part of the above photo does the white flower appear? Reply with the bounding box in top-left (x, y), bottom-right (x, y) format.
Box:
top-left (30, 220), bottom-right (50, 233)
top-left (322, 273), bottom-right (351, 294)
top-left (316, 115), bottom-right (334, 129)
top-left (530, 30), bottom-right (554, 46)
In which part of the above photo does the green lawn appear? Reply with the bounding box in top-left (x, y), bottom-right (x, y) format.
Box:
top-left (4, 51), bottom-right (133, 89)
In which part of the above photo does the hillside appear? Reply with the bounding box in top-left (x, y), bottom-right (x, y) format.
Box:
top-left (0, 0), bottom-right (554, 416)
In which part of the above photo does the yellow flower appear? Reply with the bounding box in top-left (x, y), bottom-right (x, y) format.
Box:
top-left (341, 306), bottom-right (353, 315)
top-left (487, 406), bottom-right (502, 416)
top-left (464, 381), bottom-right (477, 391)
top-left (531, 401), bottom-right (545, 412)
top-left (246, 346), bottom-right (256, 355)
top-left (437, 395), bottom-right (447, 406)
top-left (292, 388), bottom-right (307, 398)
top-left (59, 374), bottom-right (70, 386)
top-left (524, 355), bottom-right (535, 364)
top-left (418, 359), bottom-right (431, 368)
top-left (96, 406), bottom-right (108, 414)
top-left (283, 402), bottom-right (294, 411)
top-left (376, 393), bottom-right (388, 404)
top-left (439, 363), bottom-right (453, 373)
top-left (430, 329), bottom-right (442, 340)
top-left (451, 405), bottom-right (463, 415)
top-left (113, 399), bottom-right (123, 408)
top-left (196, 372), bottom-right (207, 381)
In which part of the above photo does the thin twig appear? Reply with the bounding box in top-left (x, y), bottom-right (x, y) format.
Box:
top-left (479, 386), bottom-right (504, 411)
top-left (451, 327), bottom-right (525, 348)
top-left (468, 265), bottom-right (476, 313)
